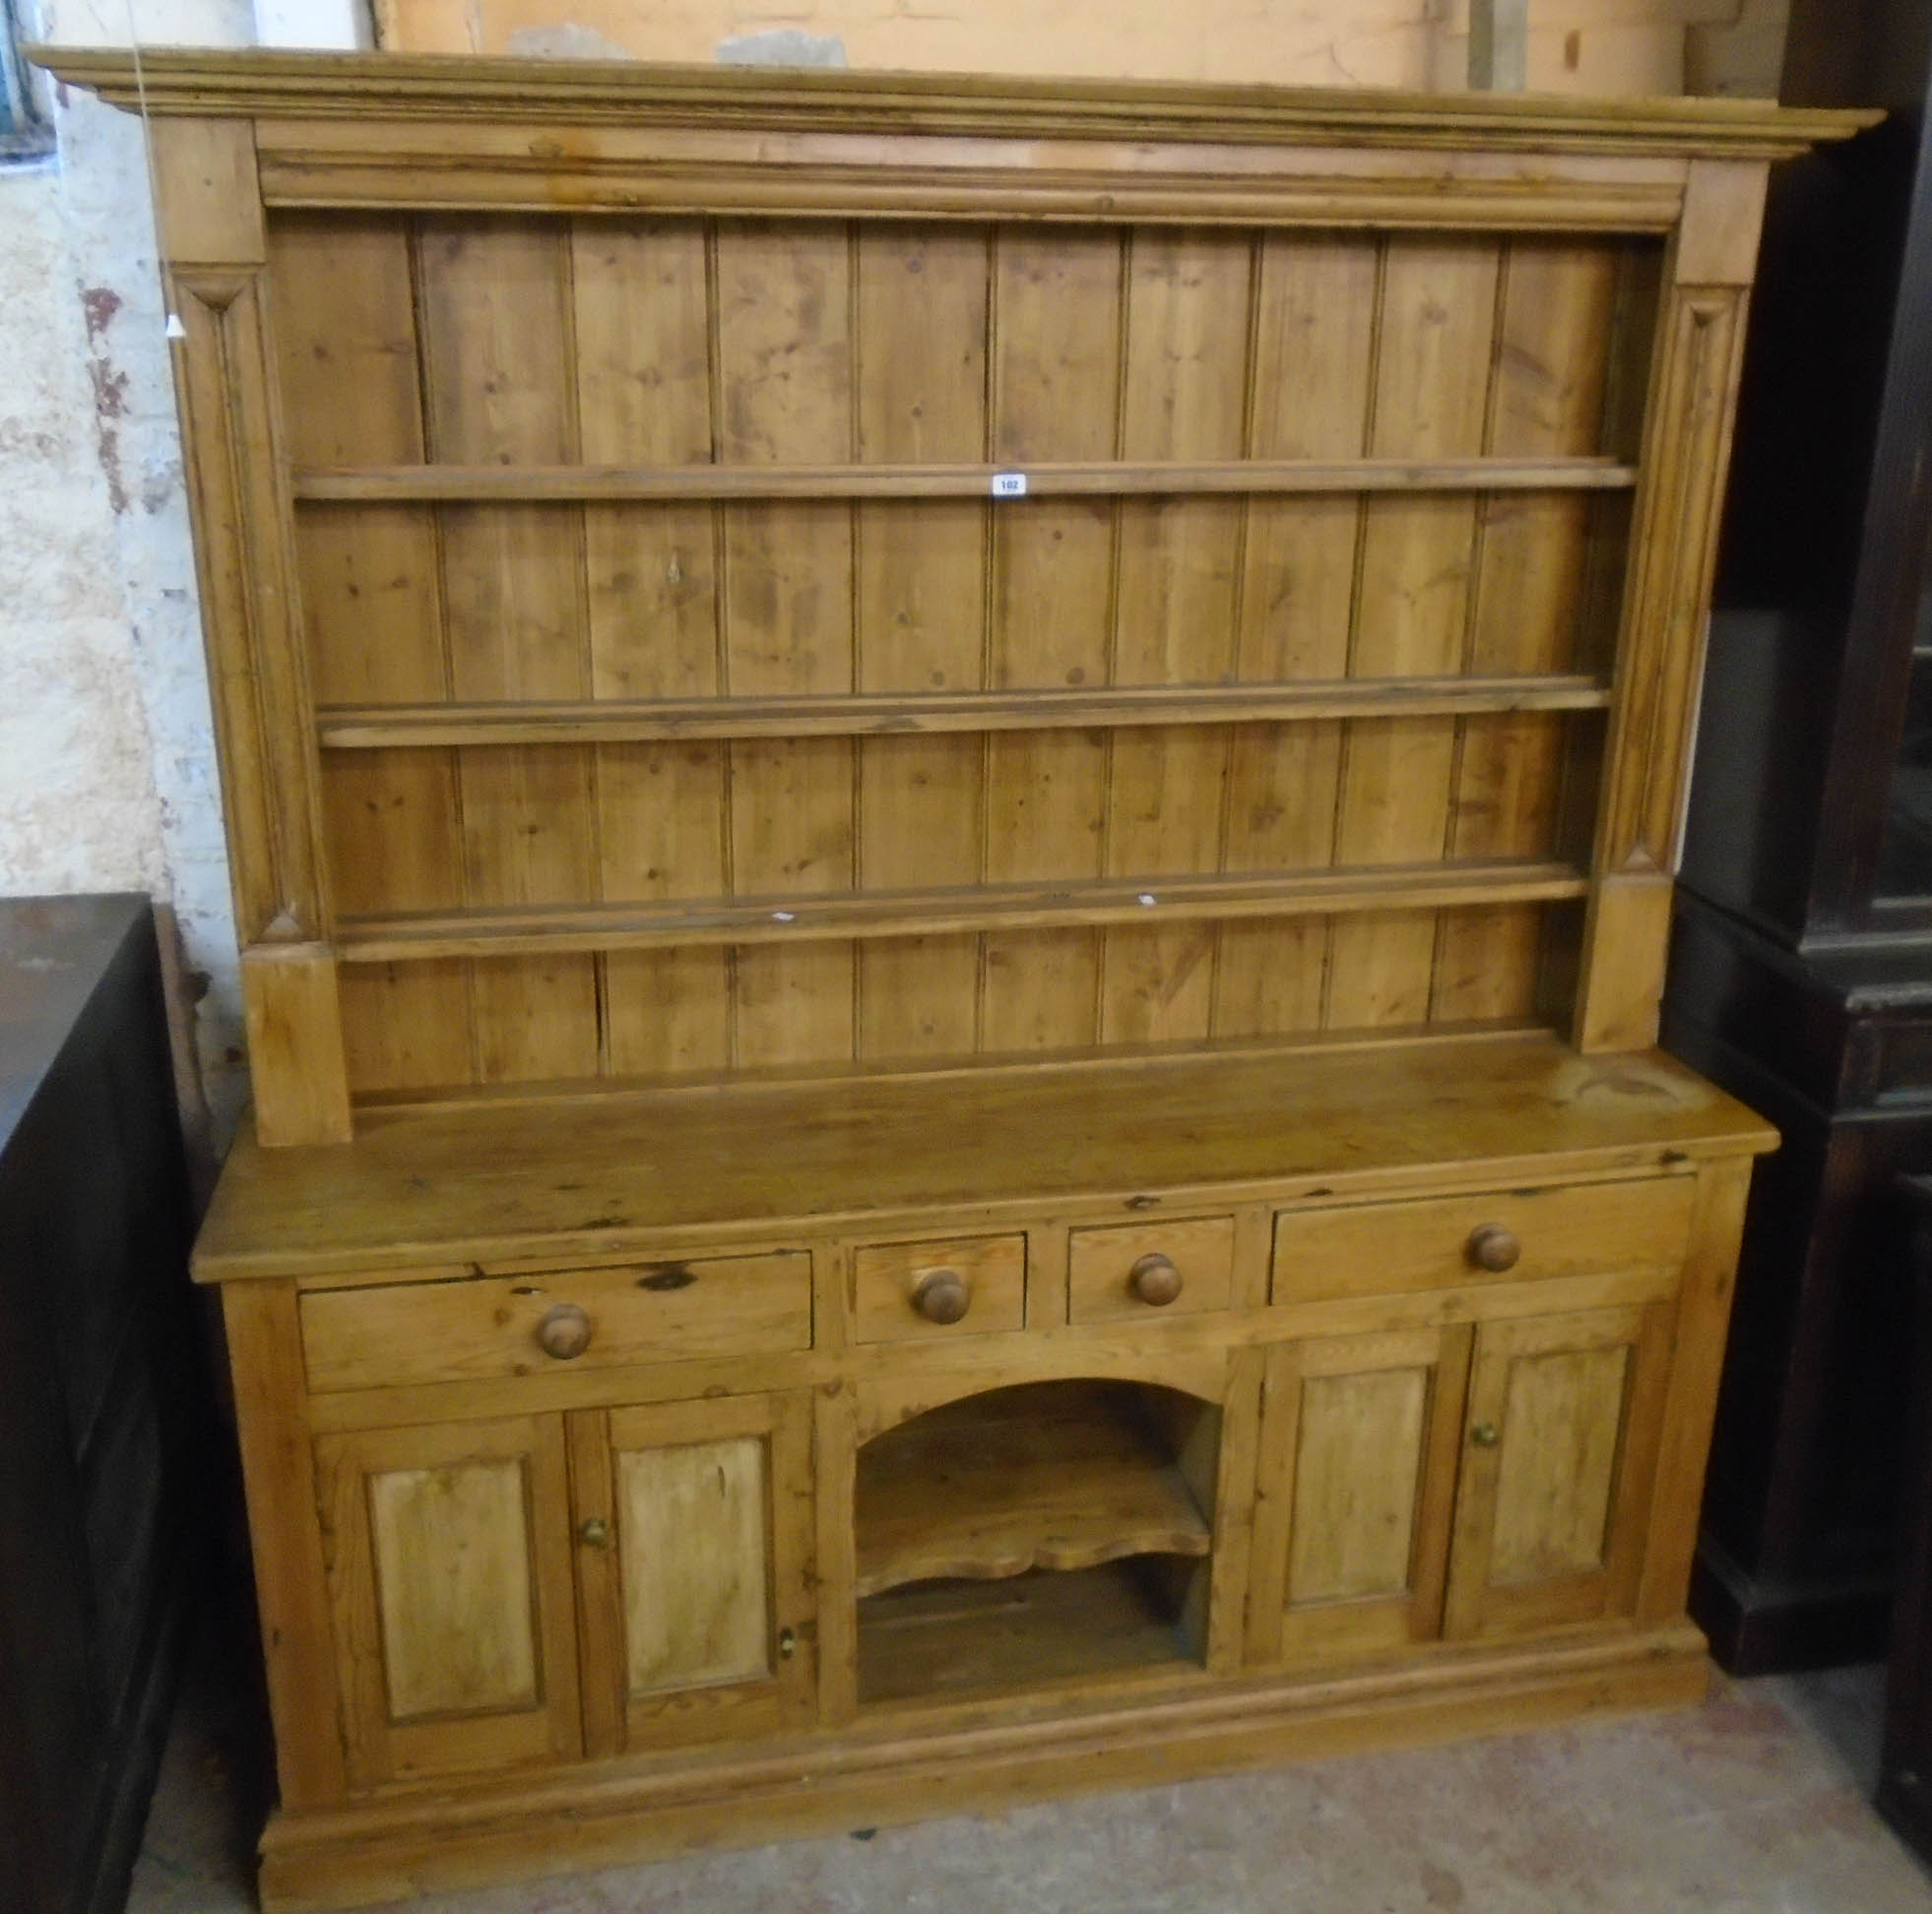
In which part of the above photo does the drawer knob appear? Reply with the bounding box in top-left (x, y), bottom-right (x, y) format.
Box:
top-left (537, 1302), bottom-right (594, 1361)
top-left (579, 1516), bottom-right (611, 1550)
top-left (777, 1627), bottom-right (798, 1661)
top-left (1470, 1422), bottom-right (1501, 1448)
top-left (1130, 1252), bottom-right (1184, 1308)
top-left (912, 1267), bottom-right (971, 1324)
top-left (1467, 1224), bottom-right (1520, 1273)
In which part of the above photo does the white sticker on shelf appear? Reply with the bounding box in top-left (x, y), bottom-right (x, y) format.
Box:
top-left (991, 471), bottom-right (1029, 498)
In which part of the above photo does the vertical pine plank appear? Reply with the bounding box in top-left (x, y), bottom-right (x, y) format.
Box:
top-left (419, 216), bottom-right (600, 1083)
top-left (1219, 235), bottom-right (1378, 1035)
top-left (1468, 241), bottom-right (1619, 676)
top-left (1103, 233), bottom-right (1250, 1043)
top-left (270, 213), bottom-right (476, 1093)
top-left (1351, 239), bottom-right (1501, 679)
top-left (1444, 240), bottom-right (1622, 1026)
top-left (716, 222), bottom-right (857, 1066)
top-left (982, 227), bottom-right (1125, 1051)
top-left (1215, 722), bottom-right (1343, 1038)
top-left (1239, 235), bottom-right (1379, 682)
top-left (1329, 238), bottom-right (1501, 1032)
top-left (574, 218), bottom-right (731, 1075)
top-left (854, 225), bottom-right (990, 1059)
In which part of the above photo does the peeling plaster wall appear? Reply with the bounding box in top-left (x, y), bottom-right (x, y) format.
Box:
top-left (1, 0), bottom-right (256, 1137)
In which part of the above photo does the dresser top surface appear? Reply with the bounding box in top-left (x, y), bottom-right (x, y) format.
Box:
top-left (194, 1031), bottom-right (1774, 1282)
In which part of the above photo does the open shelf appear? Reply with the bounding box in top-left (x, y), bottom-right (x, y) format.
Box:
top-left (336, 861), bottom-right (1591, 963)
top-left (858, 1559), bottom-right (1201, 1707)
top-left (855, 1379), bottom-right (1213, 1600)
top-left (315, 673), bottom-right (1612, 749)
top-left (290, 454), bottom-right (1640, 503)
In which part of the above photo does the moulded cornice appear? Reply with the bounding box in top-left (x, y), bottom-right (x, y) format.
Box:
top-left (27, 44), bottom-right (1878, 160)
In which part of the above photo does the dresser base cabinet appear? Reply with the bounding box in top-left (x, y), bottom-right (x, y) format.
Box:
top-left (190, 1036), bottom-right (1771, 1913)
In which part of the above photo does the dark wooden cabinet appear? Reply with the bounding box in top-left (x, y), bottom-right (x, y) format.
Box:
top-left (1663, 0), bottom-right (1932, 1670)
top-left (1879, 1172), bottom-right (1932, 1859)
top-left (0, 896), bottom-right (206, 1914)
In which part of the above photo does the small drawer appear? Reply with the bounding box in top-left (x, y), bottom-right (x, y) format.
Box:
top-left (1270, 1176), bottom-right (1698, 1308)
top-left (854, 1234), bottom-right (1026, 1342)
top-left (300, 1249), bottom-right (811, 1393)
top-left (1067, 1216), bottom-right (1235, 1324)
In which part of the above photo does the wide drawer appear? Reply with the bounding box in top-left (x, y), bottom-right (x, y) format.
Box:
top-left (854, 1234), bottom-right (1026, 1342)
top-left (1067, 1216), bottom-right (1235, 1323)
top-left (300, 1249), bottom-right (812, 1393)
top-left (1271, 1177), bottom-right (1697, 1308)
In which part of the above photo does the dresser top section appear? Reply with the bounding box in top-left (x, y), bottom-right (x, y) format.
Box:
top-left (0, 895), bottom-right (154, 1148)
top-left (31, 46), bottom-right (1876, 160)
top-left (194, 1030), bottom-right (1774, 1282)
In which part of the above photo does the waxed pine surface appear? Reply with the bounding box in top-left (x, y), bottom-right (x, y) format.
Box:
top-left (275, 207), bottom-right (1642, 1099)
top-left (192, 1035), bottom-right (1771, 1280)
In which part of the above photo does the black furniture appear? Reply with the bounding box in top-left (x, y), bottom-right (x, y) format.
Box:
top-left (1880, 1173), bottom-right (1932, 1859)
top-left (0, 896), bottom-right (206, 1914)
top-left (1663, 0), bottom-right (1932, 1671)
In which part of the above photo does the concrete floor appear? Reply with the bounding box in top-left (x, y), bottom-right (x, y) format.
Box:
top-left (129, 1616), bottom-right (1932, 1914)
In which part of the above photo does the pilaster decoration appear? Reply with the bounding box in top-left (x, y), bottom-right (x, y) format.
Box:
top-left (152, 117), bottom-right (350, 1140)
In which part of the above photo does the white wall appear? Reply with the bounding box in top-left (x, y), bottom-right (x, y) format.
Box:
top-left (0, 0), bottom-right (357, 1142)
top-left (1, 0), bottom-right (259, 1141)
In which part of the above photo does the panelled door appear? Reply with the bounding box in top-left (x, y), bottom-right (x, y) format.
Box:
top-left (568, 1391), bottom-right (816, 1754)
top-left (312, 1414), bottom-right (583, 1786)
top-left (1247, 1326), bottom-right (1473, 1663)
top-left (1442, 1302), bottom-right (1675, 1639)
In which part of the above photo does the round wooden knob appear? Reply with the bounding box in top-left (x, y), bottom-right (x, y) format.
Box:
top-left (1466, 1224), bottom-right (1520, 1273)
top-left (536, 1302), bottom-right (593, 1360)
top-left (1130, 1252), bottom-right (1184, 1308)
top-left (912, 1267), bottom-right (970, 1324)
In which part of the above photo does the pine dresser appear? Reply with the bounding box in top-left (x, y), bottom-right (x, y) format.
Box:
top-left (35, 44), bottom-right (1875, 1910)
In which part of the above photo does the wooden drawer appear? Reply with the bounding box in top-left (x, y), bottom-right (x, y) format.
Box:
top-left (1270, 1177), bottom-right (1698, 1308)
top-left (1067, 1216), bottom-right (1235, 1323)
top-left (300, 1250), bottom-right (812, 1393)
top-left (854, 1234), bottom-right (1026, 1342)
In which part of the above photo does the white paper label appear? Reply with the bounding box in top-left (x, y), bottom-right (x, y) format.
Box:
top-left (991, 471), bottom-right (1028, 498)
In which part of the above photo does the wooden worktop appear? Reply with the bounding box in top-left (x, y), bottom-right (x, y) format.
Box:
top-left (195, 1031), bottom-right (1773, 1281)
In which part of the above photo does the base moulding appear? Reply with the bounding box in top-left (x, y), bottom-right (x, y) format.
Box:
top-left (259, 1625), bottom-right (1713, 1912)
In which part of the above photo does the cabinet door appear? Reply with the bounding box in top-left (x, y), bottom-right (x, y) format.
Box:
top-left (1444, 1303), bottom-right (1674, 1639)
top-left (1247, 1326), bottom-right (1472, 1664)
top-left (313, 1415), bottom-right (582, 1787)
top-left (569, 1392), bottom-right (815, 1754)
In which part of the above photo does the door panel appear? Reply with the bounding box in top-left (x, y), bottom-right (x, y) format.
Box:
top-left (570, 1392), bottom-right (815, 1754)
top-left (1488, 1342), bottom-right (1630, 1583)
top-left (314, 1415), bottom-right (581, 1787)
top-left (1444, 1302), bottom-right (1674, 1639)
top-left (616, 1435), bottom-right (770, 1692)
top-left (1249, 1325), bottom-right (1471, 1664)
top-left (367, 1458), bottom-right (539, 1720)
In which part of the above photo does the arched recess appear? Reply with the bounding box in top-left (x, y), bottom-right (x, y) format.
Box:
top-left (850, 1372), bottom-right (1227, 1706)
